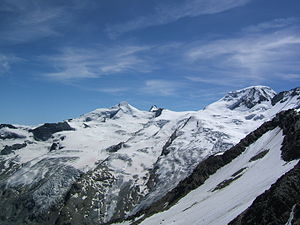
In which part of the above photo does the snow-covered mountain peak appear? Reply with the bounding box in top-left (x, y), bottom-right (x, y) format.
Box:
top-left (271, 87), bottom-right (300, 107)
top-left (114, 101), bottom-right (138, 113)
top-left (149, 105), bottom-right (158, 112)
top-left (77, 102), bottom-right (149, 123)
top-left (212, 86), bottom-right (276, 112)
top-left (116, 101), bottom-right (130, 108)
top-left (149, 105), bottom-right (165, 117)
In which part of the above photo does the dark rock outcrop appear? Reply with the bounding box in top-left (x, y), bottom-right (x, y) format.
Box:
top-left (271, 87), bottom-right (300, 106)
top-left (161, 130), bottom-right (178, 156)
top-left (85, 117), bottom-right (92, 122)
top-left (0, 124), bottom-right (17, 129)
top-left (50, 143), bottom-right (59, 151)
top-left (154, 108), bottom-right (163, 117)
top-left (271, 91), bottom-right (286, 106)
top-left (279, 110), bottom-right (300, 161)
top-left (1, 143), bottom-right (27, 155)
top-left (224, 86), bottom-right (275, 110)
top-left (0, 131), bottom-right (26, 140)
top-left (229, 161), bottom-right (300, 225)
top-left (105, 142), bottom-right (127, 153)
top-left (149, 105), bottom-right (164, 117)
top-left (49, 142), bottom-right (64, 152)
top-left (293, 204), bottom-right (300, 224)
top-left (248, 149), bottom-right (269, 162)
top-left (229, 94), bottom-right (269, 110)
top-left (31, 122), bottom-right (74, 141)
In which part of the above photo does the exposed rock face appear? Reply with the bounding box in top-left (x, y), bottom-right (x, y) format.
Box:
top-left (222, 86), bottom-right (275, 110)
top-left (0, 161), bottom-right (81, 225)
top-left (55, 164), bottom-right (144, 225)
top-left (149, 105), bottom-right (164, 117)
top-left (0, 131), bottom-right (26, 139)
top-left (105, 142), bottom-right (127, 153)
top-left (1, 143), bottom-right (27, 155)
top-left (49, 142), bottom-right (64, 151)
top-left (279, 110), bottom-right (300, 161)
top-left (54, 165), bottom-right (116, 225)
top-left (229, 161), bottom-right (300, 225)
top-left (0, 124), bottom-right (17, 129)
top-left (271, 87), bottom-right (300, 107)
top-left (161, 129), bottom-right (178, 156)
top-left (31, 122), bottom-right (74, 141)
top-left (293, 204), bottom-right (300, 224)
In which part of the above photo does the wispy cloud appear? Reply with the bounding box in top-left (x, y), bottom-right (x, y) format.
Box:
top-left (0, 0), bottom-right (79, 44)
top-left (282, 73), bottom-right (300, 81)
top-left (184, 18), bottom-right (300, 85)
top-left (67, 83), bottom-right (130, 94)
top-left (186, 76), bottom-right (247, 87)
top-left (0, 54), bottom-right (20, 75)
top-left (242, 17), bottom-right (299, 33)
top-left (42, 17), bottom-right (300, 91)
top-left (141, 80), bottom-right (184, 96)
top-left (96, 87), bottom-right (129, 94)
top-left (106, 0), bottom-right (251, 38)
top-left (43, 45), bottom-right (155, 80)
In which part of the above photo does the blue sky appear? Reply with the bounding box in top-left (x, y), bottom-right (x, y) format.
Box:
top-left (1, 0), bottom-right (300, 125)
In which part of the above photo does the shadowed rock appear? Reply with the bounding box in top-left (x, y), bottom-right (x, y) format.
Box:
top-left (0, 124), bottom-right (17, 129)
top-left (271, 87), bottom-right (300, 106)
top-left (1, 143), bottom-right (27, 155)
top-left (105, 142), bottom-right (127, 153)
top-left (31, 122), bottom-right (74, 141)
top-left (0, 131), bottom-right (26, 140)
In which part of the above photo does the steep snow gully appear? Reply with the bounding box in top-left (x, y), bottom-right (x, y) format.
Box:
top-left (0, 86), bottom-right (300, 225)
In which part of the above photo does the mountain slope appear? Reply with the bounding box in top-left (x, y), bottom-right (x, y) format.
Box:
top-left (139, 128), bottom-right (296, 225)
top-left (229, 161), bottom-right (300, 225)
top-left (117, 109), bottom-right (300, 225)
top-left (0, 86), bottom-right (299, 225)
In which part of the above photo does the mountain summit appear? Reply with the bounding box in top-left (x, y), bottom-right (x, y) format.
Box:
top-left (222, 86), bottom-right (276, 110)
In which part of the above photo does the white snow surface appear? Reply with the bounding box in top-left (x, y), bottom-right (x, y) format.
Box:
top-left (139, 128), bottom-right (299, 225)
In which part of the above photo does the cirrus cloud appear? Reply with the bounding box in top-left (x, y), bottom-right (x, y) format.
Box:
top-left (141, 80), bottom-right (185, 96)
top-left (106, 0), bottom-right (251, 38)
top-left (43, 45), bottom-right (155, 81)
top-left (184, 18), bottom-right (300, 85)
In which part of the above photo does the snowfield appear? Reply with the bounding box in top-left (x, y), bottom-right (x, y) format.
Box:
top-left (139, 128), bottom-right (299, 225)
